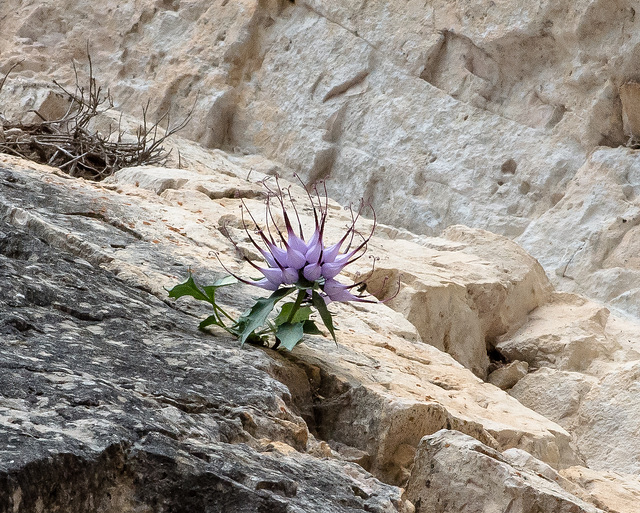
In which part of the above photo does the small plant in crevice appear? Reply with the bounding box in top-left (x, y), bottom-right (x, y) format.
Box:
top-left (168, 178), bottom-right (396, 351)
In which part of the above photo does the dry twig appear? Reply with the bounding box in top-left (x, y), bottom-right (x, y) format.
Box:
top-left (0, 52), bottom-right (191, 180)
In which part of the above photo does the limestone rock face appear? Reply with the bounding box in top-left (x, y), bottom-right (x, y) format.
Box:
top-left (487, 360), bottom-right (529, 390)
top-left (3, 0), bottom-right (640, 511)
top-left (0, 156), bottom-right (412, 512)
top-left (363, 224), bottom-right (552, 378)
top-left (560, 466), bottom-right (640, 513)
top-left (0, 0), bottom-right (628, 242)
top-left (1, 0), bottom-right (639, 311)
top-left (517, 147), bottom-right (640, 318)
top-left (0, 152), bottom-right (586, 510)
top-left (405, 430), bottom-right (602, 513)
top-left (503, 291), bottom-right (640, 498)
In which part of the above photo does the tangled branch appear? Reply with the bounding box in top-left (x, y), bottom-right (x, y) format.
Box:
top-left (0, 53), bottom-right (191, 180)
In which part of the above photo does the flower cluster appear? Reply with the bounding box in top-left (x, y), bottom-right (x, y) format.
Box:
top-left (169, 177), bottom-right (388, 351)
top-left (237, 178), bottom-right (376, 304)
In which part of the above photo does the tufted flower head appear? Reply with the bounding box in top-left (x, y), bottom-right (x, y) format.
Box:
top-left (224, 176), bottom-right (379, 304)
top-left (174, 175), bottom-right (399, 351)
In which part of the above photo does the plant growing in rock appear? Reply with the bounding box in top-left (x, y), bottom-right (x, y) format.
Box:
top-left (168, 179), bottom-right (388, 351)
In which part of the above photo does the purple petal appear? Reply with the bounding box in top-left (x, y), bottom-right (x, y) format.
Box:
top-left (321, 261), bottom-right (347, 279)
top-left (259, 247), bottom-right (277, 268)
top-left (286, 246), bottom-right (307, 270)
top-left (305, 235), bottom-right (322, 263)
top-left (251, 278), bottom-right (280, 291)
top-left (306, 229), bottom-right (320, 249)
top-left (282, 267), bottom-right (299, 284)
top-left (260, 267), bottom-right (285, 286)
top-left (323, 278), bottom-right (360, 303)
top-left (331, 249), bottom-right (356, 266)
top-left (288, 231), bottom-right (308, 255)
top-left (322, 241), bottom-right (342, 263)
top-left (303, 262), bottom-right (322, 282)
top-left (266, 242), bottom-right (289, 268)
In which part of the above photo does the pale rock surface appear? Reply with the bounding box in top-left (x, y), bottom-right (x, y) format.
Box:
top-left (517, 148), bottom-right (640, 319)
top-left (405, 430), bottom-right (602, 513)
top-left (560, 466), bottom-right (640, 513)
top-left (0, 153), bottom-right (585, 508)
top-left (363, 224), bottom-right (552, 378)
top-left (108, 161), bottom-right (554, 380)
top-left (487, 360), bottom-right (529, 390)
top-left (2, 0), bottom-right (640, 510)
top-left (0, 0), bottom-right (618, 241)
top-left (496, 292), bottom-right (618, 375)
top-left (504, 292), bottom-right (640, 476)
top-left (104, 159), bottom-right (579, 481)
top-left (2, 0), bottom-right (640, 320)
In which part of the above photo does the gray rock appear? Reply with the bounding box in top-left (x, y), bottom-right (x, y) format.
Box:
top-left (405, 430), bottom-right (603, 513)
top-left (0, 164), bottom-right (406, 512)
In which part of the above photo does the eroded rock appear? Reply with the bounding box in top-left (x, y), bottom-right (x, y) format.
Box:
top-left (0, 153), bottom-right (584, 509)
top-left (405, 430), bottom-right (602, 513)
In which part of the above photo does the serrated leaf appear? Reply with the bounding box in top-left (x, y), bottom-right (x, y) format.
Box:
top-left (203, 275), bottom-right (238, 303)
top-left (199, 314), bottom-right (222, 330)
top-left (235, 287), bottom-right (295, 346)
top-left (311, 290), bottom-right (337, 343)
top-left (274, 303), bottom-right (312, 326)
top-left (276, 322), bottom-right (305, 351)
top-left (302, 320), bottom-right (323, 335)
top-left (167, 274), bottom-right (209, 303)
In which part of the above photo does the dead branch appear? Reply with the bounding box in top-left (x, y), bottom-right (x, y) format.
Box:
top-left (0, 52), bottom-right (191, 181)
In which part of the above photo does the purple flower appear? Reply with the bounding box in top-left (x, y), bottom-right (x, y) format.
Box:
top-left (223, 177), bottom-right (379, 304)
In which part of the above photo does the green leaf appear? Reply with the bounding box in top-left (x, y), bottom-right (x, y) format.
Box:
top-left (203, 275), bottom-right (238, 303)
top-left (212, 275), bottom-right (238, 288)
top-left (199, 314), bottom-right (222, 330)
top-left (274, 303), bottom-right (312, 326)
top-left (302, 320), bottom-right (323, 335)
top-left (167, 274), bottom-right (209, 303)
top-left (235, 287), bottom-right (295, 346)
top-left (276, 322), bottom-right (305, 351)
top-left (311, 290), bottom-right (337, 343)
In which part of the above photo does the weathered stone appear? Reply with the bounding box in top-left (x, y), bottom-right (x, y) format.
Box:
top-left (517, 148), bottom-right (640, 319)
top-left (0, 0), bottom-right (638, 310)
top-left (488, 360), bottom-right (529, 390)
top-left (496, 293), bottom-right (617, 374)
top-left (509, 368), bottom-right (596, 434)
top-left (620, 82), bottom-right (640, 141)
top-left (108, 164), bottom-right (554, 380)
top-left (3, 2), bottom-right (640, 509)
top-left (0, 154), bottom-right (583, 507)
top-left (0, 160), bottom-right (413, 511)
top-left (506, 296), bottom-right (640, 475)
top-left (560, 466), bottom-right (640, 513)
top-left (405, 430), bottom-right (603, 513)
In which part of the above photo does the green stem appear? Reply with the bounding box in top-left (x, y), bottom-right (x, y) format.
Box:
top-left (214, 304), bottom-right (236, 324)
top-left (286, 289), bottom-right (306, 324)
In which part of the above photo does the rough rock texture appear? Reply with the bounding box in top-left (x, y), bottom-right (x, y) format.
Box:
top-left (3, 0), bottom-right (640, 511)
top-left (0, 151), bottom-right (591, 510)
top-left (405, 430), bottom-right (602, 513)
top-left (517, 147), bottom-right (640, 315)
top-left (2, 0), bottom-right (640, 316)
top-left (0, 152), bottom-right (582, 481)
top-left (487, 360), bottom-right (529, 390)
top-left (560, 466), bottom-right (640, 513)
top-left (0, 157), bottom-right (412, 512)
